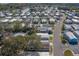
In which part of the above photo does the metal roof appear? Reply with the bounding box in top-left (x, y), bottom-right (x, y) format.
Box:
top-left (72, 24), bottom-right (79, 30)
top-left (74, 31), bottom-right (79, 36)
top-left (64, 31), bottom-right (77, 40)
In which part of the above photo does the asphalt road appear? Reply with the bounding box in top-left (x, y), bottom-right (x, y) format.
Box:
top-left (53, 13), bottom-right (66, 56)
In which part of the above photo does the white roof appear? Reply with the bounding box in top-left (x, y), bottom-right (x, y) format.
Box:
top-left (9, 19), bottom-right (22, 22)
top-left (34, 16), bottom-right (39, 18)
top-left (72, 19), bottom-right (79, 22)
top-left (17, 19), bottom-right (22, 21)
top-left (22, 16), bottom-right (27, 18)
top-left (36, 33), bottom-right (49, 38)
top-left (9, 19), bottom-right (17, 22)
top-left (73, 16), bottom-right (79, 19)
top-left (68, 13), bottom-right (72, 16)
top-left (6, 16), bottom-right (12, 19)
top-left (13, 33), bottom-right (26, 37)
top-left (21, 23), bottom-right (25, 27)
top-left (36, 33), bottom-right (49, 35)
top-left (0, 19), bottom-right (9, 22)
top-left (49, 18), bottom-right (55, 22)
top-left (56, 12), bottom-right (60, 15)
top-left (41, 40), bottom-right (49, 43)
top-left (42, 19), bottom-right (47, 22)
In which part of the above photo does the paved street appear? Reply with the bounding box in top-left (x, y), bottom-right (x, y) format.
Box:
top-left (53, 13), bottom-right (79, 56)
top-left (53, 13), bottom-right (66, 56)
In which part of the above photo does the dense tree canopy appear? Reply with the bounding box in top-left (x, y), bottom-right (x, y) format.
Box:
top-left (0, 34), bottom-right (42, 56)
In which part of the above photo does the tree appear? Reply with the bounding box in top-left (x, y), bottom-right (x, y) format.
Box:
top-left (62, 24), bottom-right (65, 31)
top-left (61, 35), bottom-right (67, 44)
top-left (13, 21), bottom-right (21, 32)
top-left (12, 21), bottom-right (24, 32)
top-left (0, 36), bottom-right (27, 56)
top-left (0, 25), bottom-right (3, 32)
top-left (0, 34), bottom-right (42, 55)
top-left (27, 26), bottom-right (37, 35)
top-left (64, 49), bottom-right (73, 56)
top-left (61, 39), bottom-right (67, 44)
top-left (24, 34), bottom-right (42, 51)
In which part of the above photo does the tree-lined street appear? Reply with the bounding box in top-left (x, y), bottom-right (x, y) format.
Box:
top-left (53, 13), bottom-right (66, 56)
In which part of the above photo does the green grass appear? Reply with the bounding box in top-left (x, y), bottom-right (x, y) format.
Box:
top-left (49, 34), bottom-right (53, 42)
top-left (49, 34), bottom-right (54, 55)
top-left (60, 35), bottom-right (67, 44)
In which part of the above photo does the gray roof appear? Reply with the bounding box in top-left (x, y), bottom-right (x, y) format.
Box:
top-left (64, 24), bottom-right (72, 30)
top-left (74, 31), bottom-right (79, 37)
top-left (65, 19), bottom-right (72, 24)
top-left (37, 26), bottom-right (52, 31)
top-left (72, 24), bottom-right (79, 30)
top-left (37, 27), bottom-right (48, 31)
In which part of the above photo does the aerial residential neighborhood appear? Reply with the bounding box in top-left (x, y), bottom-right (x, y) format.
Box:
top-left (0, 3), bottom-right (79, 56)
